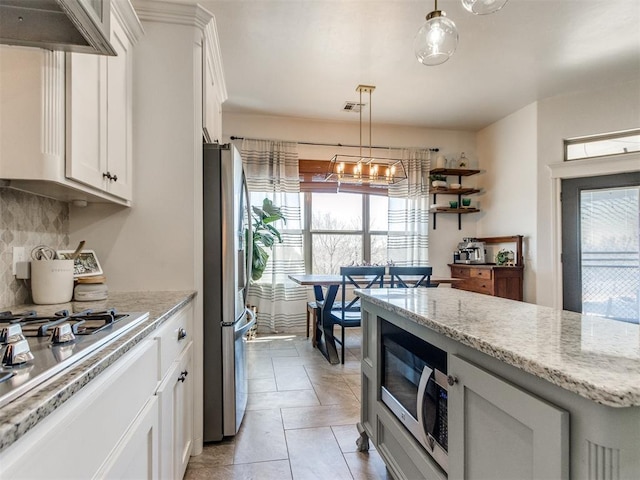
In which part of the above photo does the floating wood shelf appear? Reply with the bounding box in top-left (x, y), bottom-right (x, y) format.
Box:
top-left (429, 168), bottom-right (482, 230)
top-left (431, 207), bottom-right (480, 214)
top-left (429, 168), bottom-right (480, 176)
top-left (430, 187), bottom-right (480, 195)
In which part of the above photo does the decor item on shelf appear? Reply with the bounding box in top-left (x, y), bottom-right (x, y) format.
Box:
top-left (414, 0), bottom-right (508, 66)
top-left (462, 198), bottom-right (472, 207)
top-left (462, 0), bottom-right (509, 15)
top-left (430, 174), bottom-right (447, 187)
top-left (248, 197), bottom-right (286, 281)
top-left (436, 154), bottom-right (447, 169)
top-left (449, 200), bottom-right (458, 208)
top-left (450, 183), bottom-right (461, 189)
top-left (458, 152), bottom-right (468, 167)
top-left (495, 248), bottom-right (515, 266)
top-left (326, 85), bottom-right (407, 186)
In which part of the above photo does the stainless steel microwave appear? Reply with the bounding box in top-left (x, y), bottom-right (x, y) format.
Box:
top-left (380, 319), bottom-right (449, 473)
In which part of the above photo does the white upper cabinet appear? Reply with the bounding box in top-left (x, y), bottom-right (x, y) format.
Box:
top-left (66, 8), bottom-right (137, 200)
top-left (66, 2), bottom-right (140, 201)
top-left (0, 1), bottom-right (142, 205)
top-left (202, 18), bottom-right (227, 144)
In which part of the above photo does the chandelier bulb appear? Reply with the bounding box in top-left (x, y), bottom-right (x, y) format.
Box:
top-left (461, 0), bottom-right (508, 15)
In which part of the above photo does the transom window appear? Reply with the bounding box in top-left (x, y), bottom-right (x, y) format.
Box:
top-left (565, 129), bottom-right (640, 161)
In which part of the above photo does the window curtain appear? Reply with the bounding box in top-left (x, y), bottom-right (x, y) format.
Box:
top-left (387, 148), bottom-right (431, 266)
top-left (241, 139), bottom-right (307, 333)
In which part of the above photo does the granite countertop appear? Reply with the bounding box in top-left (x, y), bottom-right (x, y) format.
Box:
top-left (356, 288), bottom-right (640, 408)
top-left (0, 290), bottom-right (196, 454)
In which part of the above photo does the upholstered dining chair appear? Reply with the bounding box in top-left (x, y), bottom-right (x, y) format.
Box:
top-left (388, 266), bottom-right (436, 288)
top-left (325, 266), bottom-right (385, 364)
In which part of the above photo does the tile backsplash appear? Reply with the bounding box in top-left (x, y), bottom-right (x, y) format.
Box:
top-left (0, 188), bottom-right (69, 307)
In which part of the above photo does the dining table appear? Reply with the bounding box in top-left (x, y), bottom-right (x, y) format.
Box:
top-left (288, 273), bottom-right (461, 364)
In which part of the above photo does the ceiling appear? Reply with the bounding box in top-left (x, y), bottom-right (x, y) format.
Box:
top-left (198, 0), bottom-right (640, 131)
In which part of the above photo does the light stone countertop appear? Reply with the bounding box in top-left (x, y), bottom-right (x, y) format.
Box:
top-left (356, 287), bottom-right (640, 408)
top-left (0, 290), bottom-right (196, 454)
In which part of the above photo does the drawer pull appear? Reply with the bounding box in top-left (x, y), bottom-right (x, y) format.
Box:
top-left (447, 375), bottom-right (458, 386)
top-left (178, 370), bottom-right (189, 383)
top-left (177, 328), bottom-right (187, 341)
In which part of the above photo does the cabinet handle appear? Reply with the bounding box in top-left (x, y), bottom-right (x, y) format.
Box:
top-left (178, 370), bottom-right (189, 383)
top-left (177, 328), bottom-right (187, 341)
top-left (447, 375), bottom-right (458, 386)
top-left (102, 171), bottom-right (118, 182)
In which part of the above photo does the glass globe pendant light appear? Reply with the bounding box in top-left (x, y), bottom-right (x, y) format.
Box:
top-left (461, 0), bottom-right (509, 15)
top-left (414, 0), bottom-right (459, 66)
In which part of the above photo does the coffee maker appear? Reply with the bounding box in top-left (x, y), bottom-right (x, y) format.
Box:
top-left (453, 237), bottom-right (486, 264)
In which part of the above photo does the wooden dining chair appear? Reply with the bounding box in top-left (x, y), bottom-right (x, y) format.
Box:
top-left (325, 266), bottom-right (385, 364)
top-left (388, 266), bottom-right (436, 288)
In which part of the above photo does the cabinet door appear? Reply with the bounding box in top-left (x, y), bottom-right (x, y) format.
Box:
top-left (66, 14), bottom-right (133, 201)
top-left (156, 341), bottom-right (194, 480)
top-left (66, 52), bottom-right (108, 191)
top-left (448, 355), bottom-right (569, 480)
top-left (105, 16), bottom-right (133, 201)
top-left (174, 341), bottom-right (194, 478)
top-left (97, 396), bottom-right (160, 479)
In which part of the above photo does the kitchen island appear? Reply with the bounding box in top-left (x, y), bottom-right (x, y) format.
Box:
top-left (355, 287), bottom-right (640, 480)
top-left (0, 291), bottom-right (196, 478)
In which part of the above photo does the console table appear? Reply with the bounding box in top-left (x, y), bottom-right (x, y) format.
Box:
top-left (449, 235), bottom-right (524, 301)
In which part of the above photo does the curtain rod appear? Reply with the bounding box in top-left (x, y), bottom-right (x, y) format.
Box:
top-left (229, 136), bottom-right (439, 152)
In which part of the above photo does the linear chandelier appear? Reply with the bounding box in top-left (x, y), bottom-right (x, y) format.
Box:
top-left (414, 0), bottom-right (509, 66)
top-left (325, 85), bottom-right (407, 186)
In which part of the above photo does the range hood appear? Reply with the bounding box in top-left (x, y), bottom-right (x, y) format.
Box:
top-left (0, 0), bottom-right (116, 55)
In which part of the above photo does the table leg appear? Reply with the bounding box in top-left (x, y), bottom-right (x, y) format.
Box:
top-left (312, 284), bottom-right (340, 364)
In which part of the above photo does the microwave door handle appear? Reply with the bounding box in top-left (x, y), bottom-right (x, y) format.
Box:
top-left (416, 365), bottom-right (435, 451)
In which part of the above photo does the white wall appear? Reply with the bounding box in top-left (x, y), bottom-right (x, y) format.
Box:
top-left (535, 78), bottom-right (640, 308)
top-left (477, 103), bottom-right (538, 302)
top-left (222, 112), bottom-right (478, 276)
top-left (70, 20), bottom-right (202, 292)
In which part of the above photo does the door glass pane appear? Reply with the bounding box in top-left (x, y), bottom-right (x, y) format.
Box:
top-left (311, 193), bottom-right (362, 231)
top-left (312, 234), bottom-right (362, 274)
top-left (370, 195), bottom-right (389, 231)
top-left (581, 187), bottom-right (640, 323)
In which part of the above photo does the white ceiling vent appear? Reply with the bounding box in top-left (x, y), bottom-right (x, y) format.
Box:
top-left (342, 101), bottom-right (366, 113)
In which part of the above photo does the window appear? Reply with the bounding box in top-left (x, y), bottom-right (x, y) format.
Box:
top-left (303, 191), bottom-right (389, 274)
top-left (565, 129), bottom-right (640, 161)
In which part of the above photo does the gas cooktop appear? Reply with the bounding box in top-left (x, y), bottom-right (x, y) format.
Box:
top-left (0, 308), bottom-right (149, 408)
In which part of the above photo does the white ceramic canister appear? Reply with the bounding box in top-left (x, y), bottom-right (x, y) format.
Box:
top-left (436, 155), bottom-right (446, 169)
top-left (31, 259), bottom-right (75, 304)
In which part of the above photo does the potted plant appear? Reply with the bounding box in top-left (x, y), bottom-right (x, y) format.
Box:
top-left (429, 174), bottom-right (447, 188)
top-left (248, 198), bottom-right (286, 281)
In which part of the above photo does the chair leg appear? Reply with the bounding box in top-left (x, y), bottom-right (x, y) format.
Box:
top-left (312, 308), bottom-right (318, 347)
top-left (306, 307), bottom-right (310, 338)
top-left (341, 325), bottom-right (346, 364)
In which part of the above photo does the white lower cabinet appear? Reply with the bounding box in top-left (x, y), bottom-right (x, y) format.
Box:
top-left (0, 339), bottom-right (160, 479)
top-left (154, 304), bottom-right (194, 480)
top-left (97, 396), bottom-right (160, 479)
top-left (448, 355), bottom-right (569, 480)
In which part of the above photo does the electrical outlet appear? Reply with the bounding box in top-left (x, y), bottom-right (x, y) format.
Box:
top-left (12, 246), bottom-right (27, 275)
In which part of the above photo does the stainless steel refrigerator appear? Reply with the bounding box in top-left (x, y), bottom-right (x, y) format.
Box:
top-left (203, 143), bottom-right (255, 442)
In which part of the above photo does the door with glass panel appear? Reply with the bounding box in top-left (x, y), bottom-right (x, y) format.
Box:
top-left (561, 172), bottom-right (640, 323)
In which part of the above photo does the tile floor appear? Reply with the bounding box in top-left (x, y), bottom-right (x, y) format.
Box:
top-left (185, 328), bottom-right (391, 480)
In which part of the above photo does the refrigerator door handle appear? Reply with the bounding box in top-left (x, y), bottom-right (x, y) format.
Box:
top-left (242, 170), bottom-right (253, 303)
